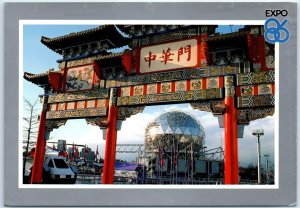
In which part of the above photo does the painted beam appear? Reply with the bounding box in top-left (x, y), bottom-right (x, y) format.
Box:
top-left (46, 108), bottom-right (107, 119)
top-left (48, 89), bottom-right (109, 103)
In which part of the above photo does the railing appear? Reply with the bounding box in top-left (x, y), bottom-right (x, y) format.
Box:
top-left (76, 174), bottom-right (101, 184)
top-left (74, 174), bottom-right (273, 185)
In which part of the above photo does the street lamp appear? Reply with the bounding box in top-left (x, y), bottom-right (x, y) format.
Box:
top-left (252, 129), bottom-right (264, 184)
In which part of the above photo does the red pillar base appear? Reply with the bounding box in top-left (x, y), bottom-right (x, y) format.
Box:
top-left (30, 111), bottom-right (47, 184)
top-left (224, 97), bottom-right (239, 184)
top-left (102, 89), bottom-right (118, 184)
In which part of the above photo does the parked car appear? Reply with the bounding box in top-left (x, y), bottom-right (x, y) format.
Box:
top-left (42, 156), bottom-right (76, 184)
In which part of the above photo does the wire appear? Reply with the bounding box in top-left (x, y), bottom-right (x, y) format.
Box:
top-left (247, 125), bottom-right (253, 134)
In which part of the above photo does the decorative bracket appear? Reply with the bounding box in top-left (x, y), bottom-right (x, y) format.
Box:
top-left (237, 110), bottom-right (249, 125)
top-left (118, 106), bottom-right (145, 120)
top-left (247, 108), bottom-right (275, 122)
top-left (45, 119), bottom-right (68, 140)
top-left (190, 100), bottom-right (225, 115)
top-left (85, 117), bottom-right (108, 129)
top-left (211, 100), bottom-right (225, 115)
top-left (237, 108), bottom-right (274, 125)
top-left (190, 101), bottom-right (211, 113)
top-left (45, 119), bottom-right (68, 132)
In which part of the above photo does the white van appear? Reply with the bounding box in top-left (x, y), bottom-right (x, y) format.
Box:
top-left (43, 156), bottom-right (76, 184)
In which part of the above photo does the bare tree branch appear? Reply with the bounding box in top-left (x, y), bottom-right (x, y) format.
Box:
top-left (23, 97), bottom-right (40, 176)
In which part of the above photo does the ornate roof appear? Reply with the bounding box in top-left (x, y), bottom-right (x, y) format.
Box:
top-left (23, 70), bottom-right (54, 87)
top-left (208, 31), bottom-right (248, 41)
top-left (94, 52), bottom-right (124, 61)
top-left (116, 25), bottom-right (217, 38)
top-left (41, 25), bottom-right (129, 54)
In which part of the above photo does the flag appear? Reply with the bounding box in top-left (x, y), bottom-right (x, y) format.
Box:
top-left (158, 146), bottom-right (165, 167)
top-left (58, 151), bottom-right (64, 157)
top-left (95, 145), bottom-right (99, 161)
top-left (96, 145), bottom-right (99, 156)
top-left (64, 150), bottom-right (69, 160)
top-left (71, 142), bottom-right (75, 161)
top-left (84, 145), bottom-right (89, 162)
top-left (74, 147), bottom-right (79, 159)
top-left (185, 146), bottom-right (193, 171)
top-left (190, 145), bottom-right (194, 170)
top-left (185, 147), bottom-right (190, 170)
top-left (173, 146), bottom-right (178, 166)
top-left (172, 140), bottom-right (178, 167)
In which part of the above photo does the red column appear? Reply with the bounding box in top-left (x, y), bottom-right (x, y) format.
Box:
top-left (224, 76), bottom-right (239, 184)
top-left (102, 88), bottom-right (118, 184)
top-left (30, 106), bottom-right (47, 183)
top-left (232, 108), bottom-right (239, 184)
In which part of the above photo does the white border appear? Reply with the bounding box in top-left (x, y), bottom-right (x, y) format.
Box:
top-left (274, 42), bottom-right (279, 188)
top-left (19, 21), bottom-right (24, 189)
top-left (19, 20), bottom-right (279, 190)
top-left (19, 20), bottom-right (265, 25)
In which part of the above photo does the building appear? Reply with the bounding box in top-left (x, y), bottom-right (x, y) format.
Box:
top-left (80, 147), bottom-right (95, 162)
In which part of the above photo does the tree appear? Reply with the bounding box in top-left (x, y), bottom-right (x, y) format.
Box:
top-left (23, 98), bottom-right (40, 176)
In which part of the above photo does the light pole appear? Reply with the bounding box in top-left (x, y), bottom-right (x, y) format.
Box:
top-left (264, 154), bottom-right (270, 184)
top-left (252, 129), bottom-right (264, 184)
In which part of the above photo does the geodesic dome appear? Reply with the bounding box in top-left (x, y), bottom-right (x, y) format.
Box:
top-left (145, 111), bottom-right (205, 151)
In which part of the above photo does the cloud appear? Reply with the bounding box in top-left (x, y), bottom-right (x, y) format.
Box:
top-left (117, 112), bottom-right (156, 144)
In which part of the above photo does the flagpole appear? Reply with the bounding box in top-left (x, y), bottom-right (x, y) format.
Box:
top-left (171, 139), bottom-right (173, 184)
top-left (185, 145), bottom-right (187, 180)
top-left (175, 140), bottom-right (179, 184)
top-left (191, 142), bottom-right (194, 184)
top-left (158, 144), bottom-right (160, 183)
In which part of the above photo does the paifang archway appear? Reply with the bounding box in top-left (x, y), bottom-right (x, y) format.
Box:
top-left (24, 25), bottom-right (275, 184)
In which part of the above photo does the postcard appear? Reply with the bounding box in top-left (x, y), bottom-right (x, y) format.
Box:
top-left (4, 2), bottom-right (297, 207)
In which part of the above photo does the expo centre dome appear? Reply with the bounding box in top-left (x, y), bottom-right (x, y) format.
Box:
top-left (145, 111), bottom-right (205, 150)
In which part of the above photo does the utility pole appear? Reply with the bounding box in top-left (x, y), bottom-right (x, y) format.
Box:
top-left (252, 129), bottom-right (264, 184)
top-left (264, 154), bottom-right (270, 184)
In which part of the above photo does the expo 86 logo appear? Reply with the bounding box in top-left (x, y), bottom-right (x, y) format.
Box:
top-left (264, 18), bottom-right (290, 44)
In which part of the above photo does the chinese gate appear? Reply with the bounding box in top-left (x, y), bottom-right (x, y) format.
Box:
top-left (24, 25), bottom-right (275, 184)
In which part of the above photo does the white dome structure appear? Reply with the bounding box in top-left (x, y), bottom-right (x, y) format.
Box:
top-left (144, 111), bottom-right (206, 179)
top-left (145, 111), bottom-right (205, 151)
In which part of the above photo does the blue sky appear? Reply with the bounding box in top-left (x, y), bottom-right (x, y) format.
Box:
top-left (22, 24), bottom-right (274, 168)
